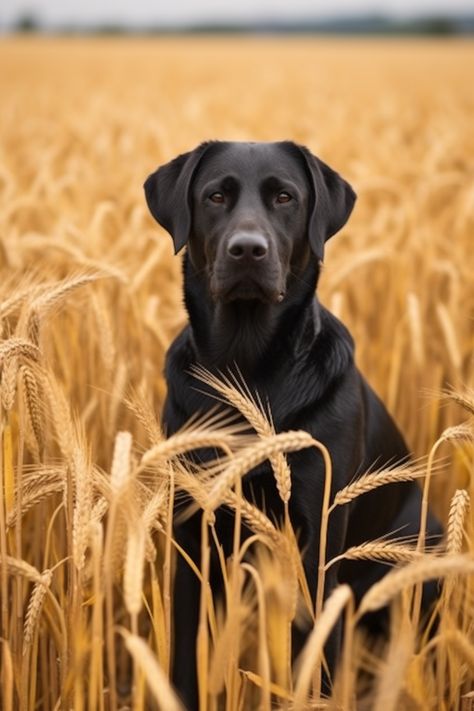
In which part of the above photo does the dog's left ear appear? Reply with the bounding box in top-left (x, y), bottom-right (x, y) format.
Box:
top-left (297, 146), bottom-right (356, 261)
top-left (144, 141), bottom-right (213, 253)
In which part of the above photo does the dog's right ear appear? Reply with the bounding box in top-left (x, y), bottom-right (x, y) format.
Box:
top-left (144, 142), bottom-right (213, 253)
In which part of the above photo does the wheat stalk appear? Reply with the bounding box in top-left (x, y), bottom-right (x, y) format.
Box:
top-left (373, 604), bottom-right (415, 711)
top-left (406, 292), bottom-right (425, 367)
top-left (414, 423), bottom-right (472, 626)
top-left (121, 630), bottom-right (185, 711)
top-left (449, 630), bottom-right (474, 671)
top-left (293, 584), bottom-right (353, 709)
top-left (91, 291), bottom-right (116, 376)
top-left (436, 303), bottom-right (462, 371)
top-left (241, 562), bottom-right (272, 710)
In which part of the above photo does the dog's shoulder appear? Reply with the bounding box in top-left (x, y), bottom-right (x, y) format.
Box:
top-left (290, 304), bottom-right (356, 396)
top-left (258, 303), bottom-right (358, 426)
top-left (312, 305), bottom-right (355, 375)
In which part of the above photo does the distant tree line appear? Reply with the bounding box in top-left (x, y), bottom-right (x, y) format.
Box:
top-left (9, 11), bottom-right (474, 36)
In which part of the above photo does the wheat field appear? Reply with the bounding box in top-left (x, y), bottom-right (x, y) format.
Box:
top-left (0, 36), bottom-right (473, 710)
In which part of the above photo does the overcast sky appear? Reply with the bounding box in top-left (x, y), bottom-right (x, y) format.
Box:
top-left (2, 0), bottom-right (473, 27)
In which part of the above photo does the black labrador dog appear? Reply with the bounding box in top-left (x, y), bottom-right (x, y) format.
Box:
top-left (144, 141), bottom-right (441, 709)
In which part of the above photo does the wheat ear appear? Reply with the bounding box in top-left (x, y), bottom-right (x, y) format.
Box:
top-left (29, 271), bottom-right (107, 316)
top-left (23, 569), bottom-right (52, 651)
top-left (205, 430), bottom-right (315, 512)
top-left (331, 463), bottom-right (427, 511)
top-left (3, 556), bottom-right (42, 583)
top-left (1, 356), bottom-right (19, 412)
top-left (124, 524), bottom-right (146, 617)
top-left (446, 489), bottom-right (470, 554)
top-left (192, 366), bottom-right (292, 502)
top-left (19, 365), bottom-right (44, 454)
top-left (72, 444), bottom-right (93, 572)
top-left (358, 554), bottom-right (474, 617)
top-left (441, 387), bottom-right (474, 416)
top-left (0, 338), bottom-right (40, 365)
top-left (139, 429), bottom-right (236, 467)
top-left (326, 541), bottom-right (422, 570)
top-left (414, 424), bottom-right (473, 627)
top-left (110, 431), bottom-right (132, 493)
top-left (224, 490), bottom-right (281, 546)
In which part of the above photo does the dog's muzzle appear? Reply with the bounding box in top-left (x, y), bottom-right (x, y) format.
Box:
top-left (210, 231), bottom-right (286, 305)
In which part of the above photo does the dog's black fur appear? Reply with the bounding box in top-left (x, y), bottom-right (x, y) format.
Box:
top-left (144, 141), bottom-right (441, 710)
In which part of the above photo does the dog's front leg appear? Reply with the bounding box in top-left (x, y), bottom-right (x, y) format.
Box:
top-left (172, 525), bottom-right (201, 711)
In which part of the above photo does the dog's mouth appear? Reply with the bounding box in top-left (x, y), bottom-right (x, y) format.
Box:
top-left (213, 278), bottom-right (284, 305)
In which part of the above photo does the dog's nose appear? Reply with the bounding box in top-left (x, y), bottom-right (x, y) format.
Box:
top-left (227, 232), bottom-right (269, 261)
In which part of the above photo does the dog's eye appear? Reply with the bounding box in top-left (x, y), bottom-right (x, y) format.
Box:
top-left (276, 192), bottom-right (292, 204)
top-left (209, 192), bottom-right (225, 204)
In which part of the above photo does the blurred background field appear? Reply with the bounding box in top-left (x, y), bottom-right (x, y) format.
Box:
top-left (0, 35), bottom-right (473, 709)
top-left (1, 36), bottom-right (473, 506)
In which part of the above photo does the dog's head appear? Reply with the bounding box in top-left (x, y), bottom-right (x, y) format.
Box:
top-left (144, 141), bottom-right (355, 305)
